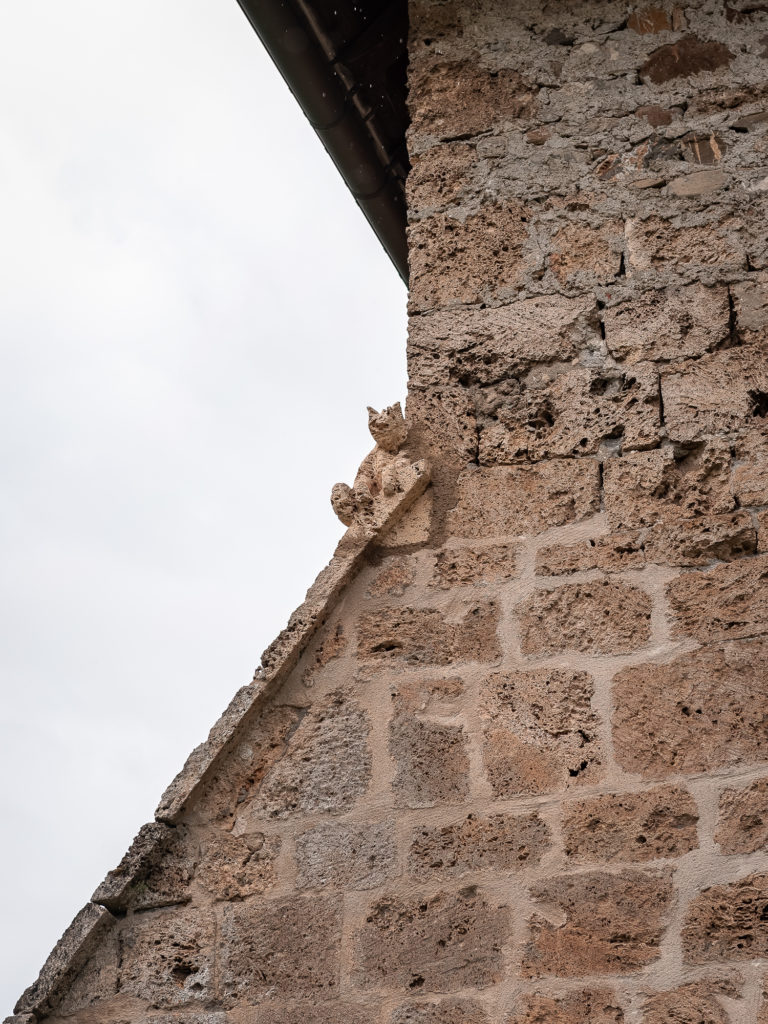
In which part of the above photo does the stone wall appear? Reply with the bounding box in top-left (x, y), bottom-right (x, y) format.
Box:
top-left (12, 1), bottom-right (768, 1021)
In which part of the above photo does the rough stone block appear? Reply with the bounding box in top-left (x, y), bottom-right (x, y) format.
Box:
top-left (641, 980), bottom-right (740, 1024)
top-left (408, 811), bottom-right (550, 879)
top-left (761, 980), bottom-right (768, 1024)
top-left (391, 1000), bottom-right (489, 1024)
top-left (408, 295), bottom-right (600, 389)
top-left (732, 270), bottom-right (768, 342)
top-left (517, 580), bottom-right (652, 656)
top-left (549, 218), bottom-right (623, 288)
top-left (367, 558), bottom-right (415, 598)
top-left (523, 870), bottom-right (674, 977)
top-left (220, 895), bottom-right (342, 1001)
top-left (506, 989), bottom-right (624, 1024)
top-left (407, 142), bottom-right (477, 214)
top-left (625, 215), bottom-right (745, 277)
top-left (295, 821), bottom-right (398, 891)
top-left (644, 510), bottom-right (756, 567)
top-left (667, 553), bottom-right (768, 643)
top-left (562, 785), bottom-right (699, 863)
top-left (481, 668), bottom-right (603, 796)
top-left (639, 35), bottom-right (732, 85)
top-left (195, 830), bottom-right (280, 901)
top-left (683, 872), bottom-right (768, 963)
top-left (253, 691), bottom-right (371, 819)
top-left (612, 641), bottom-right (768, 778)
top-left (662, 344), bottom-right (768, 443)
top-left (93, 822), bottom-right (193, 913)
top-left (390, 676), bottom-right (464, 714)
top-left (603, 446), bottom-right (734, 531)
top-left (716, 777), bottom-right (768, 854)
top-left (409, 59), bottom-right (537, 140)
top-left (53, 932), bottom-right (120, 1017)
top-left (390, 713), bottom-right (470, 807)
top-left (353, 887), bottom-right (509, 992)
top-left (604, 284), bottom-right (730, 364)
top-left (477, 364), bottom-right (662, 463)
top-left (409, 203), bottom-right (532, 313)
top-left (431, 544), bottom-right (519, 589)
top-left (448, 462), bottom-right (600, 539)
top-left (358, 603), bottom-right (501, 666)
top-left (302, 622), bottom-right (347, 684)
top-left (194, 704), bottom-right (302, 825)
top-left (406, 386), bottom-right (478, 473)
top-left (536, 532), bottom-right (646, 576)
top-left (118, 907), bottom-right (215, 1007)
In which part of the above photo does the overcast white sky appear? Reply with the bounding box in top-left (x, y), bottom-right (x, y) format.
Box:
top-left (0, 1), bottom-right (405, 1011)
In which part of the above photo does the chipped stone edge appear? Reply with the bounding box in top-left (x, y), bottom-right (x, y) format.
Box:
top-left (14, 904), bottom-right (114, 1017)
top-left (12, 457), bottom-right (430, 1020)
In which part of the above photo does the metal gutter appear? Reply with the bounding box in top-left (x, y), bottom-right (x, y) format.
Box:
top-left (235, 0), bottom-right (409, 284)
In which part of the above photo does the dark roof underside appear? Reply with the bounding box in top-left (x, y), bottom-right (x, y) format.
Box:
top-left (236, 0), bottom-right (409, 282)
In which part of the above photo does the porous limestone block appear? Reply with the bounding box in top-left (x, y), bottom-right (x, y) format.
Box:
top-left (516, 579), bottom-right (652, 656)
top-left (667, 553), bottom-right (768, 642)
top-left (536, 533), bottom-right (646, 576)
top-left (430, 543), bottom-right (519, 589)
top-left (219, 894), bottom-right (342, 1001)
top-left (408, 812), bottom-right (551, 879)
top-left (522, 870), bottom-right (674, 977)
top-left (389, 714), bottom-right (470, 808)
top-left (640, 980), bottom-right (740, 1024)
top-left (353, 887), bottom-right (510, 993)
top-left (505, 990), bottom-right (624, 1024)
top-left (295, 821), bottom-right (398, 891)
top-left (562, 786), bottom-right (699, 863)
top-left (612, 641), bottom-right (768, 778)
top-left (357, 603), bottom-right (501, 667)
top-left (683, 872), bottom-right (768, 963)
top-left (481, 669), bottom-right (604, 797)
top-left (716, 777), bottom-right (768, 855)
top-left (390, 999), bottom-right (489, 1024)
top-left (448, 462), bottom-right (600, 539)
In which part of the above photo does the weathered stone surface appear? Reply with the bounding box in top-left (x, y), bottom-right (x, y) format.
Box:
top-left (390, 713), bottom-right (470, 808)
top-left (628, 6), bottom-right (672, 33)
top-left (481, 669), bottom-right (603, 796)
top-left (449, 462), bottom-right (600, 539)
top-left (517, 580), bottom-right (652, 656)
top-left (358, 603), bottom-right (501, 666)
top-left (220, 895), bottom-right (342, 1001)
top-left (191, 703), bottom-right (302, 825)
top-left (408, 142), bottom-right (476, 213)
top-left (390, 676), bottom-right (464, 713)
top-left (604, 446), bottom-right (734, 531)
top-left (478, 364), bottom-right (662, 463)
top-left (604, 284), bottom-right (730, 364)
top-left (523, 870), bottom-right (674, 977)
top-left (253, 692), bottom-right (371, 819)
top-left (506, 989), bottom-right (624, 1024)
top-left (391, 1000), bottom-right (489, 1024)
top-left (367, 557), bottom-right (415, 597)
top-left (408, 811), bottom-right (550, 879)
top-left (549, 218), bottom-right (623, 288)
top-left (409, 59), bottom-right (537, 140)
top-left (732, 427), bottom-right (768, 507)
top-left (354, 887), bottom-right (509, 992)
top-left (196, 830), bottom-right (280, 900)
top-left (667, 554), bottom-right (768, 642)
top-left (536, 533), bottom-right (646, 576)
top-left (49, 932), bottom-right (119, 1017)
top-left (613, 641), bottom-right (768, 778)
top-left (641, 980), bottom-right (740, 1024)
top-left (409, 203), bottom-right (531, 312)
top-left (563, 786), bottom-right (699, 863)
top-left (431, 543), bottom-right (518, 588)
top-left (683, 872), bottom-right (768, 963)
top-left (92, 822), bottom-right (192, 912)
top-left (295, 821), bottom-right (398, 891)
top-left (716, 777), bottom-right (768, 854)
top-left (257, 1003), bottom-right (374, 1024)
top-left (662, 344), bottom-right (768, 443)
top-left (408, 295), bottom-right (600, 388)
top-left (625, 216), bottom-right (745, 277)
top-left (732, 270), bottom-right (768, 339)
top-left (118, 907), bottom-right (215, 1007)
top-left (760, 980), bottom-right (768, 1024)
top-left (645, 510), bottom-right (756, 567)
top-left (302, 622), bottom-right (347, 683)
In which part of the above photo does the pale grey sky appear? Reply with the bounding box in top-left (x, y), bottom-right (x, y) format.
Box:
top-left (0, 1), bottom-right (405, 1011)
